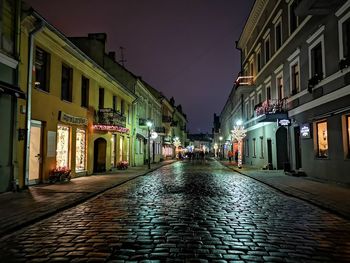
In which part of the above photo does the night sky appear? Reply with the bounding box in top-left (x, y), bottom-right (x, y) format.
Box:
top-left (25, 0), bottom-right (254, 133)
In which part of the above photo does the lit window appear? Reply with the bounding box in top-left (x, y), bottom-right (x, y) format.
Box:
top-left (56, 125), bottom-right (70, 168)
top-left (316, 121), bottom-right (328, 158)
top-left (75, 129), bottom-right (86, 172)
top-left (111, 134), bottom-right (116, 167)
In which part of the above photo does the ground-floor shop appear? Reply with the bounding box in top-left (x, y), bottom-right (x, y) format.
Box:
top-left (289, 93), bottom-right (350, 184)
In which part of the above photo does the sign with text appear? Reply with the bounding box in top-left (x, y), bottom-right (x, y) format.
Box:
top-left (59, 111), bottom-right (87, 126)
top-left (300, 123), bottom-right (311, 139)
top-left (277, 119), bottom-right (291, 126)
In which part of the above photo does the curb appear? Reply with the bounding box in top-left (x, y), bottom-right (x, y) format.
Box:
top-left (0, 161), bottom-right (176, 240)
top-left (217, 160), bottom-right (350, 221)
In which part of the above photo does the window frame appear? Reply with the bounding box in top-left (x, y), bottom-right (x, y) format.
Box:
top-left (338, 10), bottom-right (350, 59)
top-left (81, 76), bottom-right (89, 108)
top-left (61, 64), bottom-right (73, 102)
top-left (252, 138), bottom-right (256, 158)
top-left (34, 46), bottom-right (51, 92)
top-left (274, 17), bottom-right (283, 52)
top-left (256, 47), bottom-right (262, 73)
top-left (308, 35), bottom-right (326, 79)
top-left (288, 0), bottom-right (300, 36)
top-left (98, 87), bottom-right (105, 109)
top-left (275, 71), bottom-right (284, 100)
top-left (289, 57), bottom-right (300, 95)
top-left (264, 34), bottom-right (271, 64)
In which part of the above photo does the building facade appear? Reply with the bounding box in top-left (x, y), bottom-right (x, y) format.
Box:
top-left (0, 0), bottom-right (25, 192)
top-left (220, 0), bottom-right (350, 184)
top-left (19, 12), bottom-right (135, 188)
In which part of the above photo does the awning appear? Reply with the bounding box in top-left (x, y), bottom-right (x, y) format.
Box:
top-left (0, 80), bottom-right (26, 99)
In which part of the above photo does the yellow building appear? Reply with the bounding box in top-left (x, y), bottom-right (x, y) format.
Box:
top-left (18, 12), bottom-right (135, 188)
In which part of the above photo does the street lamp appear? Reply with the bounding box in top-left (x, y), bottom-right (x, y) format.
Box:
top-left (219, 136), bottom-right (223, 160)
top-left (146, 121), bottom-right (153, 169)
top-left (231, 119), bottom-right (246, 168)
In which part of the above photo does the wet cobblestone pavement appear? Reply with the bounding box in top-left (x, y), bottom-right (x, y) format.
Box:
top-left (1, 161), bottom-right (350, 262)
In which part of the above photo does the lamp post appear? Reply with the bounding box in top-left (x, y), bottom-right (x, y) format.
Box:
top-left (146, 121), bottom-right (153, 169)
top-left (219, 136), bottom-right (223, 160)
top-left (231, 120), bottom-right (246, 169)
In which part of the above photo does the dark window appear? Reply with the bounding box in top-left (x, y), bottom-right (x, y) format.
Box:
top-left (266, 86), bottom-right (271, 100)
top-left (291, 63), bottom-right (300, 95)
top-left (99, 88), bottom-right (104, 109)
top-left (257, 51), bottom-right (261, 71)
top-left (245, 139), bottom-right (249, 157)
top-left (277, 77), bottom-right (283, 100)
top-left (265, 38), bottom-right (270, 63)
top-left (343, 17), bottom-right (350, 58)
top-left (289, 0), bottom-right (299, 34)
top-left (121, 99), bottom-right (125, 115)
top-left (258, 93), bottom-right (262, 103)
top-left (81, 76), bottom-right (89, 108)
top-left (252, 138), bottom-right (256, 157)
top-left (311, 42), bottom-right (323, 77)
top-left (35, 47), bottom-right (50, 92)
top-left (61, 64), bottom-right (73, 102)
top-left (347, 116), bottom-right (350, 158)
top-left (275, 22), bottom-right (282, 50)
top-left (113, 95), bottom-right (117, 112)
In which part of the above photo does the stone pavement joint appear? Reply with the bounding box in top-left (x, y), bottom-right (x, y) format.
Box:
top-left (0, 160), bottom-right (176, 238)
top-left (219, 160), bottom-right (350, 220)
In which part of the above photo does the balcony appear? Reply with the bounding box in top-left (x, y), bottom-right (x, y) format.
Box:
top-left (162, 115), bottom-right (172, 123)
top-left (95, 108), bottom-right (126, 127)
top-left (235, 75), bottom-right (254, 86)
top-left (155, 127), bottom-right (166, 134)
top-left (255, 99), bottom-right (288, 122)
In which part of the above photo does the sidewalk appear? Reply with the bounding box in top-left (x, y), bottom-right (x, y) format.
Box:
top-left (220, 160), bottom-right (350, 220)
top-left (0, 160), bottom-right (176, 238)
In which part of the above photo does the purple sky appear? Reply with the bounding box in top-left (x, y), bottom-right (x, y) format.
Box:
top-left (26, 0), bottom-right (254, 133)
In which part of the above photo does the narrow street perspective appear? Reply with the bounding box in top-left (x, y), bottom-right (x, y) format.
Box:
top-left (0, 160), bottom-right (349, 262)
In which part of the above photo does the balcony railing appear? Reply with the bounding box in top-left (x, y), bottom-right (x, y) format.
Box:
top-left (162, 115), bottom-right (172, 123)
top-left (95, 108), bottom-right (126, 127)
top-left (155, 127), bottom-right (166, 134)
top-left (255, 99), bottom-right (287, 117)
top-left (235, 75), bottom-right (254, 86)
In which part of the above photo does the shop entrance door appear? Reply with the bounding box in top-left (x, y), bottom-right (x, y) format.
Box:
top-left (267, 139), bottom-right (273, 169)
top-left (294, 127), bottom-right (302, 170)
top-left (276, 127), bottom-right (288, 169)
top-left (29, 121), bottom-right (42, 184)
top-left (94, 138), bottom-right (106, 172)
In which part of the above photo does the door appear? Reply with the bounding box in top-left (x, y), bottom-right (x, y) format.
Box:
top-left (94, 138), bottom-right (107, 172)
top-left (29, 121), bottom-right (42, 184)
top-left (276, 127), bottom-right (288, 169)
top-left (294, 127), bottom-right (302, 169)
top-left (267, 139), bottom-right (273, 169)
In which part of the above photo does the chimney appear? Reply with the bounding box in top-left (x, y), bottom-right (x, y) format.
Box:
top-left (87, 33), bottom-right (107, 43)
top-left (108, 51), bottom-right (116, 61)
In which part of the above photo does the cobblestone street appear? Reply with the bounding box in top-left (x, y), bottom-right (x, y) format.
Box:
top-left (1, 161), bottom-right (350, 262)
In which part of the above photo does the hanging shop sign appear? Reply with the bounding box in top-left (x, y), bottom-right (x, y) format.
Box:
top-left (59, 111), bottom-right (88, 126)
top-left (93, 124), bottom-right (129, 133)
top-left (300, 123), bottom-right (311, 139)
top-left (277, 118), bottom-right (291, 126)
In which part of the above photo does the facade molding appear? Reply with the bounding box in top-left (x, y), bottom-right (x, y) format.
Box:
top-left (336, 0), bottom-right (350, 17)
top-left (0, 52), bottom-right (18, 69)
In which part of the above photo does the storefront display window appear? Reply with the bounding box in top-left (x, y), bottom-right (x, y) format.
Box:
top-left (75, 129), bottom-right (86, 172)
top-left (119, 136), bottom-right (124, 161)
top-left (316, 121), bottom-right (328, 158)
top-left (57, 125), bottom-right (70, 168)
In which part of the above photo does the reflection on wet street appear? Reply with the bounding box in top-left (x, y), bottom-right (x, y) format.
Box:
top-left (1, 161), bottom-right (350, 262)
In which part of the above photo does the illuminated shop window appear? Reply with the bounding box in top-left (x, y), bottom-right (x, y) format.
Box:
top-left (56, 125), bottom-right (70, 168)
top-left (126, 138), bottom-right (130, 162)
top-left (119, 136), bottom-right (124, 161)
top-left (347, 116), bottom-right (350, 157)
top-left (111, 134), bottom-right (116, 167)
top-left (316, 121), bottom-right (328, 158)
top-left (75, 129), bottom-right (86, 171)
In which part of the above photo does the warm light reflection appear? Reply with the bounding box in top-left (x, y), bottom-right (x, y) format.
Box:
top-left (317, 121), bottom-right (328, 158)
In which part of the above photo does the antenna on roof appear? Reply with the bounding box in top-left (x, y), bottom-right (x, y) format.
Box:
top-left (119, 46), bottom-right (127, 66)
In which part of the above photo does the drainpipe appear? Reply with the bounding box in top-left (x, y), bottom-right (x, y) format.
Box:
top-left (23, 20), bottom-right (45, 188)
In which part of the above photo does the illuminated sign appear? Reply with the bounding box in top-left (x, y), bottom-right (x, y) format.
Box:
top-left (150, 131), bottom-right (158, 140)
top-left (59, 111), bottom-right (87, 126)
top-left (277, 119), bottom-right (291, 126)
top-left (300, 123), bottom-right (311, 139)
top-left (93, 124), bottom-right (129, 133)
